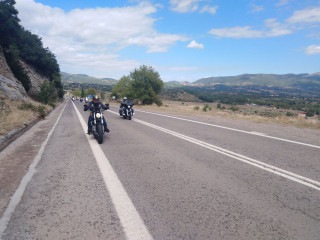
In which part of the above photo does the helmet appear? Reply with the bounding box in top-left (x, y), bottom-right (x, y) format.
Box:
top-left (93, 95), bottom-right (100, 103)
top-left (123, 97), bottom-right (127, 101)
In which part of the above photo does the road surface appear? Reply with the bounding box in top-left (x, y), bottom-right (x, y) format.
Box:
top-left (0, 99), bottom-right (320, 239)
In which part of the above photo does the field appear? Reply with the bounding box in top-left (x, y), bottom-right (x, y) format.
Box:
top-left (133, 100), bottom-right (320, 129)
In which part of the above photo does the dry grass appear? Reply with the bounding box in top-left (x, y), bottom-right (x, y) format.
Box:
top-left (0, 98), bottom-right (52, 135)
top-left (133, 100), bottom-right (320, 129)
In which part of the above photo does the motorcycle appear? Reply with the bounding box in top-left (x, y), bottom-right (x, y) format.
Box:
top-left (84, 104), bottom-right (109, 144)
top-left (119, 102), bottom-right (134, 120)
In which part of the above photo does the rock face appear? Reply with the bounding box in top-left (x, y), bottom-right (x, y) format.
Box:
top-left (19, 60), bottom-right (49, 98)
top-left (0, 47), bottom-right (28, 102)
top-left (0, 46), bottom-right (49, 101)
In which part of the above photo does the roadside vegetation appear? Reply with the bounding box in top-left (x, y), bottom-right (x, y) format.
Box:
top-left (111, 65), bottom-right (164, 106)
top-left (134, 100), bottom-right (320, 129)
top-left (0, 98), bottom-right (53, 135)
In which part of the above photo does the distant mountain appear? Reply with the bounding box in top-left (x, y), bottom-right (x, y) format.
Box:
top-left (165, 81), bottom-right (191, 88)
top-left (60, 72), bottom-right (117, 85)
top-left (193, 73), bottom-right (320, 88)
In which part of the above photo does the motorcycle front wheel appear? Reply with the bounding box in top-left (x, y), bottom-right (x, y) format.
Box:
top-left (97, 124), bottom-right (104, 144)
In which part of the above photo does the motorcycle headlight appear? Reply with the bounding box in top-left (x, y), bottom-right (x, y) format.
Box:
top-left (96, 113), bottom-right (101, 118)
top-left (128, 106), bottom-right (131, 108)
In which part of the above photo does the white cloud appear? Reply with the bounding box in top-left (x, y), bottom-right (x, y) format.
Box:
top-left (276, 0), bottom-right (289, 7)
top-left (209, 18), bottom-right (292, 38)
top-left (169, 0), bottom-right (217, 14)
top-left (209, 26), bottom-right (263, 38)
top-left (264, 18), bottom-right (292, 37)
top-left (200, 5), bottom-right (218, 15)
top-left (15, 0), bottom-right (187, 78)
top-left (250, 4), bottom-right (264, 13)
top-left (169, 0), bottom-right (201, 13)
top-left (208, 6), bottom-right (320, 39)
top-left (187, 40), bottom-right (204, 49)
top-left (287, 7), bottom-right (320, 24)
top-left (305, 45), bottom-right (320, 54)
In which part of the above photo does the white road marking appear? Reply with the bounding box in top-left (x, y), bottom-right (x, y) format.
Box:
top-left (0, 102), bottom-right (68, 239)
top-left (250, 131), bottom-right (267, 136)
top-left (133, 109), bottom-right (320, 149)
top-left (73, 102), bottom-right (153, 240)
top-left (107, 109), bottom-right (320, 191)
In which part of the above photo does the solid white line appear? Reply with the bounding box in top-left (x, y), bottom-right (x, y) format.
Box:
top-left (133, 109), bottom-right (320, 149)
top-left (108, 110), bottom-right (320, 191)
top-left (0, 101), bottom-right (68, 239)
top-left (72, 102), bottom-right (153, 240)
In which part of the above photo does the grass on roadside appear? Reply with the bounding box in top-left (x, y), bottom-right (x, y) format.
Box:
top-left (0, 98), bottom-right (53, 135)
top-left (133, 100), bottom-right (320, 129)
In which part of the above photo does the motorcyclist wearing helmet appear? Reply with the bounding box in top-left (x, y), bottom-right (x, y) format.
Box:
top-left (119, 96), bottom-right (134, 115)
top-left (85, 95), bottom-right (110, 134)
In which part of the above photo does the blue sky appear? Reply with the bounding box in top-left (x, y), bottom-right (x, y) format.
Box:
top-left (15, 0), bottom-right (320, 82)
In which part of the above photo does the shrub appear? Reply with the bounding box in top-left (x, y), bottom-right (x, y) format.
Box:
top-left (203, 104), bottom-right (210, 112)
top-left (19, 103), bottom-right (37, 111)
top-left (194, 106), bottom-right (199, 110)
top-left (37, 106), bottom-right (46, 118)
top-left (230, 106), bottom-right (239, 112)
top-left (49, 102), bottom-right (56, 108)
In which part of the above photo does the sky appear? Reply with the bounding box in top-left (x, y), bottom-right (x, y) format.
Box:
top-left (14, 0), bottom-right (320, 82)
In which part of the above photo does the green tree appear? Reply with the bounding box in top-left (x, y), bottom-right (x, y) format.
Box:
top-left (130, 65), bottom-right (164, 106)
top-left (37, 81), bottom-right (57, 104)
top-left (81, 85), bottom-right (85, 98)
top-left (111, 75), bottom-right (133, 99)
top-left (0, 0), bottom-right (21, 48)
top-left (100, 91), bottom-right (106, 100)
top-left (86, 88), bottom-right (97, 97)
top-left (74, 89), bottom-right (81, 97)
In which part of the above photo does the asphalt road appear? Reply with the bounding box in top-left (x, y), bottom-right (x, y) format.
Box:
top-left (0, 99), bottom-right (320, 239)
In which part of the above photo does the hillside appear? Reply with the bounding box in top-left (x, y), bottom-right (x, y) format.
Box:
top-left (194, 73), bottom-right (320, 88)
top-left (60, 72), bottom-right (117, 85)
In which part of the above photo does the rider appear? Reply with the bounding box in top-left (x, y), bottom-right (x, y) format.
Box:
top-left (85, 95), bottom-right (110, 134)
top-left (120, 97), bottom-right (134, 113)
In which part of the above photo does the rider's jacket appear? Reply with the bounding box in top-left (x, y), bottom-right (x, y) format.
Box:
top-left (120, 100), bottom-right (133, 108)
top-left (85, 101), bottom-right (109, 111)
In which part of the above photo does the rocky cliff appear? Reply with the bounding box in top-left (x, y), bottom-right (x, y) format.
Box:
top-left (0, 46), bottom-right (49, 102)
top-left (0, 46), bottom-right (28, 102)
top-left (20, 59), bottom-right (50, 98)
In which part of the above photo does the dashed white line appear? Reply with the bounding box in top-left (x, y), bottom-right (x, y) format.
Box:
top-left (108, 109), bottom-right (320, 191)
top-left (133, 109), bottom-right (320, 149)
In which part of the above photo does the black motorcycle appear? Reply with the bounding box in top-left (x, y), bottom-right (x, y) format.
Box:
top-left (119, 102), bottom-right (134, 120)
top-left (84, 104), bottom-right (109, 144)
